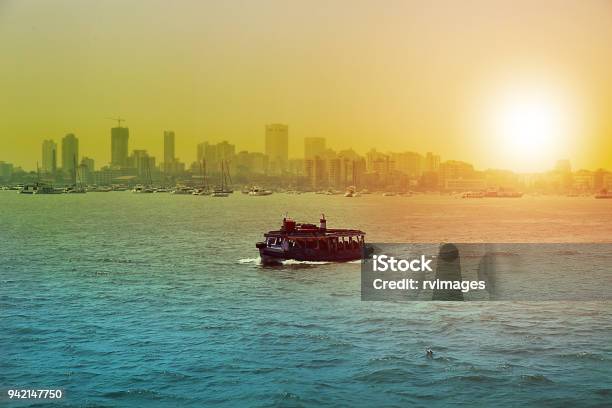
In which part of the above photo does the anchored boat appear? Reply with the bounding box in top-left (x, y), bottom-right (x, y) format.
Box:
top-left (256, 215), bottom-right (365, 264)
top-left (595, 189), bottom-right (612, 199)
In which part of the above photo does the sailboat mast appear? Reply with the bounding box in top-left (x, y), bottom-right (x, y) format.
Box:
top-left (73, 154), bottom-right (77, 186)
top-left (221, 161), bottom-right (224, 191)
top-left (203, 159), bottom-right (208, 190)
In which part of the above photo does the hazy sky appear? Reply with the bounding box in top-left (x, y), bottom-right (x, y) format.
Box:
top-left (1, 0), bottom-right (611, 171)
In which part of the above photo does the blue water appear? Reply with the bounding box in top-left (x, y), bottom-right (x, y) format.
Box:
top-left (1, 192), bottom-right (611, 407)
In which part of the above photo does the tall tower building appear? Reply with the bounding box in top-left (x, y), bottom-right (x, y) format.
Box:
top-left (304, 137), bottom-right (326, 160)
top-left (61, 133), bottom-right (79, 175)
top-left (163, 131), bottom-right (176, 175)
top-left (265, 124), bottom-right (288, 174)
top-left (41, 139), bottom-right (57, 173)
top-left (111, 127), bottom-right (129, 168)
top-left (164, 131), bottom-right (175, 164)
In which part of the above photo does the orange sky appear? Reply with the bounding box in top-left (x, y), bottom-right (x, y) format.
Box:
top-left (1, 0), bottom-right (611, 172)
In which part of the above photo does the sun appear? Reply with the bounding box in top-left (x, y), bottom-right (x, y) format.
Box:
top-left (486, 87), bottom-right (573, 172)
top-left (498, 97), bottom-right (563, 154)
top-left (498, 98), bottom-right (559, 152)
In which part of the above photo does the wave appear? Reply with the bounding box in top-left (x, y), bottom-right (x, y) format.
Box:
top-left (236, 257), bottom-right (331, 266)
top-left (237, 257), bottom-right (260, 264)
top-left (282, 259), bottom-right (331, 265)
top-left (520, 374), bottom-right (553, 384)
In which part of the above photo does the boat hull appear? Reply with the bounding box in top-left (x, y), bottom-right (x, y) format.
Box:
top-left (258, 245), bottom-right (363, 264)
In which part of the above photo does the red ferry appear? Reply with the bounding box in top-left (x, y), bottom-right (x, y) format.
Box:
top-left (256, 215), bottom-right (366, 264)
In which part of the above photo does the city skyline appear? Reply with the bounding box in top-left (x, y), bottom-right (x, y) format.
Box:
top-left (1, 1), bottom-right (611, 172)
top-left (2, 123), bottom-right (608, 176)
top-left (2, 117), bottom-right (610, 174)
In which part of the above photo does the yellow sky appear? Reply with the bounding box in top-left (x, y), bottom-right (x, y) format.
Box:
top-left (1, 0), bottom-right (611, 171)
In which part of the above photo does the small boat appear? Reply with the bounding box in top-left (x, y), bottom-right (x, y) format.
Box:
top-left (65, 155), bottom-right (87, 194)
top-left (256, 215), bottom-right (365, 264)
top-left (462, 191), bottom-right (485, 198)
top-left (248, 187), bottom-right (273, 196)
top-left (87, 185), bottom-right (112, 192)
top-left (211, 190), bottom-right (230, 197)
top-left (344, 186), bottom-right (357, 197)
top-left (382, 192), bottom-right (397, 196)
top-left (64, 186), bottom-right (87, 194)
top-left (192, 188), bottom-right (211, 196)
top-left (19, 184), bottom-right (38, 194)
top-left (485, 189), bottom-right (523, 198)
top-left (171, 186), bottom-right (193, 195)
top-left (34, 185), bottom-right (64, 194)
top-left (595, 189), bottom-right (612, 199)
top-left (132, 185), bottom-right (154, 193)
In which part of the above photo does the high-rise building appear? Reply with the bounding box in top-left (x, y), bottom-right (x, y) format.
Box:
top-left (424, 152), bottom-right (440, 172)
top-left (304, 137), bottom-right (326, 160)
top-left (111, 127), bottom-right (129, 168)
top-left (163, 131), bottom-right (176, 175)
top-left (304, 157), bottom-right (327, 189)
top-left (391, 151), bottom-right (423, 178)
top-left (61, 133), bottom-right (79, 175)
top-left (0, 161), bottom-right (14, 181)
top-left (164, 131), bottom-right (175, 164)
top-left (129, 150), bottom-right (155, 179)
top-left (81, 157), bottom-right (95, 172)
top-left (41, 139), bottom-right (57, 173)
top-left (197, 142), bottom-right (216, 165)
top-left (216, 141), bottom-right (235, 162)
top-left (196, 142), bottom-right (205, 163)
top-left (265, 124), bottom-right (288, 174)
top-left (80, 157), bottom-right (95, 185)
top-left (235, 151), bottom-right (268, 175)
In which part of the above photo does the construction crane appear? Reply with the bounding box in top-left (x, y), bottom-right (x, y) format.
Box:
top-left (107, 117), bottom-right (126, 128)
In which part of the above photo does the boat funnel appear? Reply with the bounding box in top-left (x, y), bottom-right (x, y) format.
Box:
top-left (320, 214), bottom-right (327, 230)
top-left (283, 218), bottom-right (296, 232)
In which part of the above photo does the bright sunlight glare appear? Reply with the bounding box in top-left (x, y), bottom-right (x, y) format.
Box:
top-left (486, 86), bottom-right (574, 172)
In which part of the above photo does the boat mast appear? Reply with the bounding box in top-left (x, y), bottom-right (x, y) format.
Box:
top-left (203, 159), bottom-right (208, 190)
top-left (73, 154), bottom-right (78, 187)
top-left (225, 160), bottom-right (232, 191)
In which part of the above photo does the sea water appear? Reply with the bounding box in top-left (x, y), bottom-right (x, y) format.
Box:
top-left (1, 192), bottom-right (611, 407)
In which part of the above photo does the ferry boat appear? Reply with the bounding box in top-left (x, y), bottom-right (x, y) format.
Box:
top-left (256, 215), bottom-right (365, 264)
